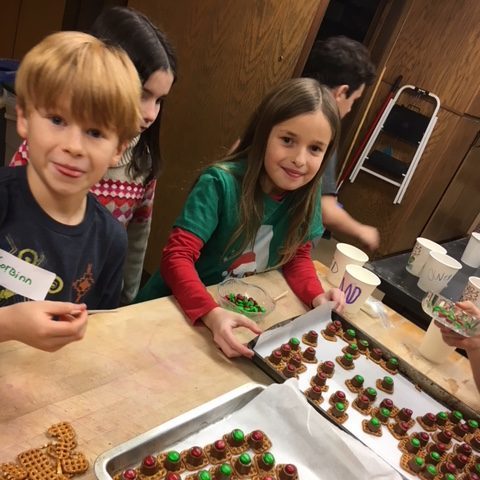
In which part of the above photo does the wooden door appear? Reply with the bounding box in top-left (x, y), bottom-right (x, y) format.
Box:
top-left (338, 0), bottom-right (480, 256)
top-left (422, 130), bottom-right (480, 241)
top-left (129, 0), bottom-right (328, 272)
top-left (0, 1), bottom-right (21, 58)
top-left (13, 0), bottom-right (66, 58)
top-left (0, 0), bottom-right (65, 59)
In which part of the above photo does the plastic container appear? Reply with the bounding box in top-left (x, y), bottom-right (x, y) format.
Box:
top-left (217, 278), bottom-right (275, 321)
top-left (422, 292), bottom-right (480, 337)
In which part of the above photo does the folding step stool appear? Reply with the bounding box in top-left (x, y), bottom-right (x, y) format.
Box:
top-left (349, 85), bottom-right (440, 204)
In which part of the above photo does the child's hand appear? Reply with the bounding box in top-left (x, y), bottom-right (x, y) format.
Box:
top-left (202, 307), bottom-right (262, 358)
top-left (1, 301), bottom-right (88, 352)
top-left (436, 321), bottom-right (480, 353)
top-left (358, 224), bottom-right (380, 251)
top-left (456, 300), bottom-right (480, 318)
top-left (312, 288), bottom-right (345, 313)
top-left (435, 301), bottom-right (480, 353)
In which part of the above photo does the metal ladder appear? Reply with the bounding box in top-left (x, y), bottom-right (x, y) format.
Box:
top-left (349, 85), bottom-right (440, 204)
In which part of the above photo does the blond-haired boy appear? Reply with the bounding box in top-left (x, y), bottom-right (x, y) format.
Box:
top-left (0, 32), bottom-right (141, 350)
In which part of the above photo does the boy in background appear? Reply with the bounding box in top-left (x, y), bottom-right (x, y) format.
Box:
top-left (0, 31), bottom-right (141, 349)
top-left (304, 36), bottom-right (380, 251)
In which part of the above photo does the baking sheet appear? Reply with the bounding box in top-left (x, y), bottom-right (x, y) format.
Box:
top-left (252, 304), bottom-right (465, 480)
top-left (96, 382), bottom-right (401, 479)
top-left (170, 381), bottom-right (401, 479)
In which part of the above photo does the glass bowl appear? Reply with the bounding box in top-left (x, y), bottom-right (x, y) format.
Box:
top-left (422, 292), bottom-right (480, 337)
top-left (217, 278), bottom-right (275, 321)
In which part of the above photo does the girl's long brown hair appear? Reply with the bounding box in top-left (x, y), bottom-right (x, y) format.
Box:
top-left (221, 78), bottom-right (340, 266)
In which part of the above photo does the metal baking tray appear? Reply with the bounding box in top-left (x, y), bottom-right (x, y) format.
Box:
top-left (94, 383), bottom-right (265, 479)
top-left (248, 310), bottom-right (478, 480)
top-left (249, 311), bottom-right (478, 419)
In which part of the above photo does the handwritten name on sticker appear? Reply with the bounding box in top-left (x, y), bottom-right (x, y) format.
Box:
top-left (0, 249), bottom-right (56, 301)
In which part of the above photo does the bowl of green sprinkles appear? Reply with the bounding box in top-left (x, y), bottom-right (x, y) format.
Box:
top-left (422, 292), bottom-right (480, 337)
top-left (217, 278), bottom-right (275, 321)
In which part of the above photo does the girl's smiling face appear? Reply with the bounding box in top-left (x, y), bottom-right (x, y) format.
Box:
top-left (262, 111), bottom-right (332, 195)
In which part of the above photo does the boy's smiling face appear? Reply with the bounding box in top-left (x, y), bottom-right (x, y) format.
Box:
top-left (17, 101), bottom-right (126, 200)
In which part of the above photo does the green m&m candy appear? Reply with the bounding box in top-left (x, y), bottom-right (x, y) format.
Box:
top-left (411, 438), bottom-right (420, 448)
top-left (436, 411), bottom-right (448, 424)
top-left (345, 328), bottom-right (356, 339)
top-left (333, 402), bottom-right (346, 417)
top-left (341, 353), bottom-right (354, 366)
top-left (235, 453), bottom-right (252, 474)
top-left (468, 419), bottom-right (479, 431)
top-left (387, 357), bottom-right (399, 370)
top-left (164, 451), bottom-right (181, 471)
top-left (347, 343), bottom-right (358, 355)
top-left (426, 465), bottom-right (437, 476)
top-left (379, 408), bottom-right (391, 420)
top-left (381, 376), bottom-right (394, 391)
top-left (218, 463), bottom-right (232, 478)
top-left (407, 437), bottom-right (421, 453)
top-left (429, 451), bottom-right (441, 464)
top-left (166, 451), bottom-right (180, 464)
top-left (352, 374), bottom-right (364, 387)
top-left (365, 387), bottom-right (377, 401)
top-left (289, 337), bottom-right (300, 349)
top-left (228, 428), bottom-right (245, 447)
top-left (409, 456), bottom-right (424, 472)
top-left (260, 452), bottom-right (275, 468)
top-left (367, 417), bottom-right (381, 432)
top-left (450, 410), bottom-right (463, 423)
top-left (358, 339), bottom-right (369, 350)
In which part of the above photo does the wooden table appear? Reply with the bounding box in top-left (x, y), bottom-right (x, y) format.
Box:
top-left (0, 264), bottom-right (478, 478)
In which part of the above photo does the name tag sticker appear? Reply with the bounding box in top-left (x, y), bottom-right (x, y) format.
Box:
top-left (0, 249), bottom-right (56, 300)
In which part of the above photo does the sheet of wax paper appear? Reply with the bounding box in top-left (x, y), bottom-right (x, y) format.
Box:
top-left (253, 303), bottom-right (455, 480)
top-left (169, 381), bottom-right (401, 480)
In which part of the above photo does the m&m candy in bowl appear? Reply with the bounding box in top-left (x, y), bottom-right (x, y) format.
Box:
top-left (217, 279), bottom-right (275, 321)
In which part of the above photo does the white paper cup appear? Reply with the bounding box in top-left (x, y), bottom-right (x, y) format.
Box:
top-left (406, 237), bottom-right (447, 276)
top-left (460, 276), bottom-right (480, 307)
top-left (339, 264), bottom-right (381, 314)
top-left (461, 232), bottom-right (480, 268)
top-left (417, 251), bottom-right (462, 293)
top-left (418, 319), bottom-right (455, 363)
top-left (327, 243), bottom-right (369, 287)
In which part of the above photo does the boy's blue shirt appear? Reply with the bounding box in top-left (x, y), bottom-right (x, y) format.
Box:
top-left (0, 166), bottom-right (127, 309)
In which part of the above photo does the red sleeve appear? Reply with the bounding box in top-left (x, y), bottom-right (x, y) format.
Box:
top-left (160, 227), bottom-right (219, 324)
top-left (282, 242), bottom-right (324, 307)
